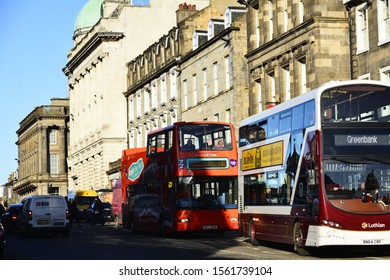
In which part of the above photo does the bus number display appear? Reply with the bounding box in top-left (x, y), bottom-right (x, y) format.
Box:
top-left (187, 158), bottom-right (228, 169)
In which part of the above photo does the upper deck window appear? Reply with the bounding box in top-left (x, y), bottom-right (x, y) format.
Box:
top-left (321, 84), bottom-right (390, 123)
top-left (179, 124), bottom-right (233, 151)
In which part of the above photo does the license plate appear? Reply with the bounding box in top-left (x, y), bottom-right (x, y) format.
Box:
top-left (203, 225), bottom-right (217, 230)
top-left (37, 220), bottom-right (49, 225)
top-left (362, 239), bottom-right (382, 245)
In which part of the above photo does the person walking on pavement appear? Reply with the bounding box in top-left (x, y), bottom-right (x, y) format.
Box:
top-left (92, 197), bottom-right (103, 225)
top-left (69, 199), bottom-right (81, 228)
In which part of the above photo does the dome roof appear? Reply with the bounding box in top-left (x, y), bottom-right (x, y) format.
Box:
top-left (74, 0), bottom-right (104, 36)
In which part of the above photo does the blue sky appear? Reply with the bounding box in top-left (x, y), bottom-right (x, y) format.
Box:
top-left (0, 1), bottom-right (87, 183)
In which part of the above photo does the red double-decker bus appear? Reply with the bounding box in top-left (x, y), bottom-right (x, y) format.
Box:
top-left (121, 121), bottom-right (239, 235)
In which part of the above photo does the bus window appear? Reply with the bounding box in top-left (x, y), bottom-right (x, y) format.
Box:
top-left (304, 100), bottom-right (315, 126)
top-left (147, 135), bottom-right (157, 155)
top-left (157, 133), bottom-right (166, 152)
top-left (268, 114), bottom-right (279, 137)
top-left (239, 122), bottom-right (267, 147)
top-left (280, 110), bottom-right (292, 134)
top-left (292, 105), bottom-right (304, 131)
top-left (179, 123), bottom-right (233, 151)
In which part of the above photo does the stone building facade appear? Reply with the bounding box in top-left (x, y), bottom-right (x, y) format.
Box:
top-left (344, 0), bottom-right (390, 81)
top-left (125, 0), bottom-right (247, 146)
top-left (63, 0), bottom-right (210, 191)
top-left (13, 98), bottom-right (69, 199)
top-left (244, 0), bottom-right (351, 115)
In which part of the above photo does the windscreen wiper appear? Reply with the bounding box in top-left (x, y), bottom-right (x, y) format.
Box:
top-left (361, 156), bottom-right (390, 165)
top-left (330, 156), bottom-right (354, 164)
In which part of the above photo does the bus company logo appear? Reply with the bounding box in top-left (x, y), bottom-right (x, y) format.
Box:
top-left (361, 222), bottom-right (385, 229)
top-left (230, 159), bottom-right (237, 167)
top-left (128, 158), bottom-right (144, 181)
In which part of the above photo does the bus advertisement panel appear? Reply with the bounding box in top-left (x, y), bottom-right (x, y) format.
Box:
top-left (238, 80), bottom-right (390, 255)
top-left (121, 121), bottom-right (239, 235)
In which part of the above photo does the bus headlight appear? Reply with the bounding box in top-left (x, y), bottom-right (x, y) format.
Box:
top-left (322, 219), bottom-right (341, 228)
top-left (180, 218), bottom-right (189, 223)
top-left (230, 217), bottom-right (238, 222)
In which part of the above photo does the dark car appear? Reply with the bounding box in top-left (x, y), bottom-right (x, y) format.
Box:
top-left (86, 201), bottom-right (113, 225)
top-left (0, 222), bottom-right (5, 259)
top-left (0, 203), bottom-right (23, 232)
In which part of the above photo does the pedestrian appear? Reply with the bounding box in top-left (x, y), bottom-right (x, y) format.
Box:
top-left (69, 199), bottom-right (81, 228)
top-left (92, 197), bottom-right (103, 225)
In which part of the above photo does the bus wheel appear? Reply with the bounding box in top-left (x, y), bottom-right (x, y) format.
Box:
top-left (249, 220), bottom-right (259, 246)
top-left (293, 222), bottom-right (310, 256)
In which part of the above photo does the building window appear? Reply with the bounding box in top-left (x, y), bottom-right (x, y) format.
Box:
top-left (378, 0), bottom-right (390, 45)
top-left (225, 55), bottom-right (231, 89)
top-left (213, 62), bottom-right (219, 95)
top-left (129, 97), bottom-right (135, 122)
top-left (160, 74), bottom-right (167, 105)
top-left (298, 58), bottom-right (307, 95)
top-left (356, 3), bottom-right (369, 53)
top-left (129, 129), bottom-right (135, 148)
top-left (283, 66), bottom-right (291, 101)
top-left (268, 0), bottom-right (274, 40)
top-left (170, 70), bottom-right (177, 100)
top-left (144, 88), bottom-right (150, 113)
top-left (137, 129), bottom-right (143, 148)
top-left (49, 154), bottom-right (58, 175)
top-left (298, 0), bottom-right (304, 24)
top-left (193, 74), bottom-right (197, 106)
top-left (48, 185), bottom-right (59, 195)
top-left (183, 79), bottom-right (188, 109)
top-left (380, 66), bottom-right (390, 82)
top-left (256, 80), bottom-right (262, 113)
top-left (214, 113), bottom-right (219, 122)
top-left (136, 92), bottom-right (141, 118)
top-left (203, 68), bottom-right (208, 101)
top-left (256, 12), bottom-right (260, 47)
top-left (283, 0), bottom-right (288, 32)
top-left (151, 81), bottom-right (157, 109)
top-left (225, 108), bottom-right (231, 123)
top-left (49, 129), bottom-right (57, 145)
top-left (269, 72), bottom-right (276, 103)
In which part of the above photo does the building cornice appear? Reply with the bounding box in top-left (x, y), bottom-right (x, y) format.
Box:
top-left (63, 31), bottom-right (124, 76)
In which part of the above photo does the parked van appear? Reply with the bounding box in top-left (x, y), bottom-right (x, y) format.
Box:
top-left (18, 195), bottom-right (69, 236)
top-left (75, 190), bottom-right (98, 220)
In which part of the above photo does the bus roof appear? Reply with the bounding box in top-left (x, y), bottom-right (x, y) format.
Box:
top-left (239, 79), bottom-right (390, 127)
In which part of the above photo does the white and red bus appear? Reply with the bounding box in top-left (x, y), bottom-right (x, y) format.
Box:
top-left (121, 121), bottom-right (238, 235)
top-left (238, 80), bottom-right (390, 255)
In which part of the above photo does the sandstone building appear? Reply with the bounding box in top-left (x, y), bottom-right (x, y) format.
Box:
top-left (13, 98), bottom-right (69, 199)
